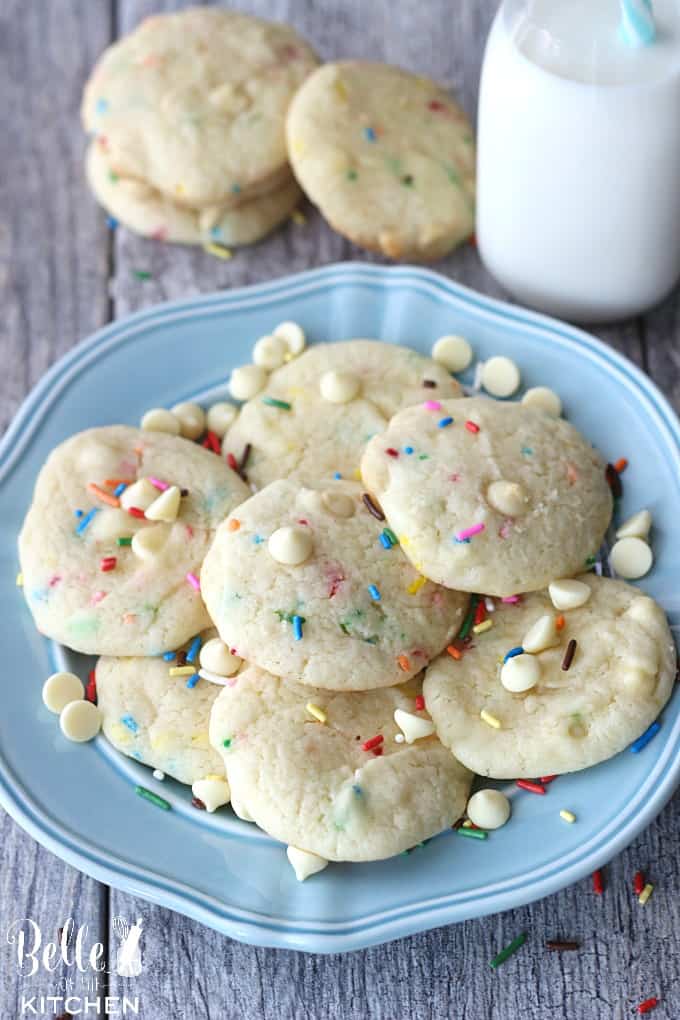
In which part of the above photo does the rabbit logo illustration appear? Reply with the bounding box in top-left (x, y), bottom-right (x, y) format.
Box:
top-left (113, 916), bottom-right (143, 977)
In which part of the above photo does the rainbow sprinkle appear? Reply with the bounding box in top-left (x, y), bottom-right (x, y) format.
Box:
top-left (186, 572), bottom-right (200, 592)
top-left (75, 508), bottom-right (99, 535)
top-left (455, 522), bottom-right (485, 542)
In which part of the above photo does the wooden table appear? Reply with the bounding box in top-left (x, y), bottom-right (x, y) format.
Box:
top-left (2, 2), bottom-right (678, 1016)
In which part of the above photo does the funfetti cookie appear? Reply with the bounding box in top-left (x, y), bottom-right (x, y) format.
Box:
top-left (82, 8), bottom-right (318, 208)
top-left (361, 396), bottom-right (613, 597)
top-left (18, 426), bottom-right (250, 656)
top-left (97, 631), bottom-right (231, 787)
top-left (209, 666), bottom-right (472, 861)
top-left (86, 143), bottom-right (302, 247)
top-left (286, 61), bottom-right (475, 260)
top-left (200, 479), bottom-right (468, 691)
top-left (223, 340), bottom-right (462, 488)
top-left (423, 576), bottom-right (676, 779)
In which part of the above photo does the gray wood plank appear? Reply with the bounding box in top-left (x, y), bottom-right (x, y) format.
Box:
top-left (0, 1), bottom-right (112, 1014)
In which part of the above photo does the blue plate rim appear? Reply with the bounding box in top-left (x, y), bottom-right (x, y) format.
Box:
top-left (2, 261), bottom-right (679, 953)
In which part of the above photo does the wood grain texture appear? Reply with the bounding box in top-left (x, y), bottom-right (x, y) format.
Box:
top-left (2, 0), bottom-right (679, 1017)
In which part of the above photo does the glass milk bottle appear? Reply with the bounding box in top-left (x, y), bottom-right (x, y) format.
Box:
top-left (476, 0), bottom-right (680, 322)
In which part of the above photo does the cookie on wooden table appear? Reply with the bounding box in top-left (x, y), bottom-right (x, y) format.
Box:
top-left (286, 61), bottom-right (475, 260)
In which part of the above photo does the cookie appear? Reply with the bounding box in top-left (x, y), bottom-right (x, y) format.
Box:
top-left (224, 340), bottom-right (462, 488)
top-left (423, 576), bottom-right (676, 778)
top-left (82, 8), bottom-right (318, 208)
top-left (18, 426), bottom-right (249, 656)
top-left (361, 396), bottom-right (613, 597)
top-left (86, 143), bottom-right (302, 246)
top-left (200, 479), bottom-right (468, 690)
top-left (97, 632), bottom-right (227, 786)
top-left (286, 61), bottom-right (475, 260)
top-left (209, 666), bottom-right (472, 860)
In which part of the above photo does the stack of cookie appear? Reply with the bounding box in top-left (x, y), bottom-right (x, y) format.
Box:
top-left (18, 332), bottom-right (675, 882)
top-left (81, 8), bottom-right (318, 248)
top-left (82, 9), bottom-right (477, 261)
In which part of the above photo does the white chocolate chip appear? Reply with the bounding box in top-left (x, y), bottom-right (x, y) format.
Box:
top-left (252, 334), bottom-right (288, 370)
top-left (548, 579), bottom-right (591, 611)
top-left (319, 370), bottom-right (360, 404)
top-left (120, 478), bottom-right (158, 512)
top-left (229, 364), bottom-right (267, 401)
top-left (500, 653), bottom-right (540, 692)
top-left (393, 708), bottom-right (436, 743)
top-left (286, 846), bottom-right (328, 881)
top-left (521, 386), bottom-right (562, 417)
top-left (171, 401), bottom-right (206, 440)
top-left (199, 638), bottom-right (242, 677)
top-left (616, 509), bottom-right (652, 540)
top-left (321, 490), bottom-right (355, 518)
top-left (480, 356), bottom-right (521, 397)
top-left (59, 700), bottom-right (102, 742)
top-left (486, 480), bottom-right (528, 517)
top-left (42, 672), bottom-right (84, 714)
top-left (90, 507), bottom-right (140, 542)
top-left (268, 525), bottom-right (313, 566)
top-left (522, 614), bottom-right (559, 654)
top-left (206, 402), bottom-right (238, 438)
top-left (431, 334), bottom-right (473, 373)
top-left (192, 776), bottom-right (231, 813)
top-left (626, 595), bottom-right (663, 632)
top-left (140, 408), bottom-right (181, 434)
top-left (274, 321), bottom-right (305, 356)
top-left (466, 789), bottom-right (511, 830)
top-left (610, 537), bottom-right (653, 579)
top-left (145, 485), bottom-right (181, 523)
top-left (153, 769), bottom-right (165, 781)
top-left (131, 523), bottom-right (171, 561)
top-left (231, 798), bottom-right (254, 822)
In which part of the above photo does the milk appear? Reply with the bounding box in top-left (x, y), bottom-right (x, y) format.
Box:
top-left (476, 0), bottom-right (680, 322)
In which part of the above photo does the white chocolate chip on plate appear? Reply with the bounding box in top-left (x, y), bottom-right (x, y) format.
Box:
top-left (192, 776), bottom-right (231, 813)
top-left (268, 525), bottom-right (313, 566)
top-left (59, 701), bottom-right (102, 742)
top-left (286, 846), bottom-right (328, 881)
top-left (431, 334), bottom-right (473, 373)
top-left (393, 708), bottom-right (436, 743)
top-left (319, 370), bottom-right (360, 404)
top-left (253, 334), bottom-right (288, 371)
top-left (466, 789), bottom-right (511, 830)
top-left (548, 579), bottom-right (591, 611)
top-left (171, 402), bottom-right (206, 440)
top-left (522, 613), bottom-right (559, 654)
top-left (42, 672), bottom-right (84, 714)
top-left (200, 638), bottom-right (242, 677)
top-left (140, 408), bottom-right (181, 434)
top-left (229, 365), bottom-right (267, 401)
top-left (610, 537), bottom-right (653, 579)
top-left (500, 653), bottom-right (540, 693)
top-left (206, 402), bottom-right (238, 438)
top-left (521, 386), bottom-right (562, 417)
top-left (480, 356), bottom-right (521, 398)
top-left (616, 509), bottom-right (652, 540)
top-left (274, 321), bottom-right (306, 356)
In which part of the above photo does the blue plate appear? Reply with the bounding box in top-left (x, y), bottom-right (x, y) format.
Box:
top-left (1, 263), bottom-right (678, 953)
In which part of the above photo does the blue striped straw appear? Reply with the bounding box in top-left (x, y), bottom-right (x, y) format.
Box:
top-left (620, 0), bottom-right (657, 47)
